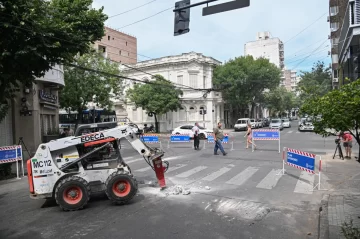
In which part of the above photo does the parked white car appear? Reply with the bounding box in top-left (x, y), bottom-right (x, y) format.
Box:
top-left (250, 119), bottom-right (257, 129)
top-left (172, 125), bottom-right (213, 139)
top-left (234, 118), bottom-right (250, 131)
top-left (282, 118), bottom-right (291, 128)
top-left (269, 119), bottom-right (284, 130)
top-left (298, 118), bottom-right (314, 132)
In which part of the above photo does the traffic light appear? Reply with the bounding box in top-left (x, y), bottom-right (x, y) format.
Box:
top-left (174, 0), bottom-right (190, 36)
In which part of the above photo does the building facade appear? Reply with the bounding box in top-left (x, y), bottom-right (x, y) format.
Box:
top-left (245, 32), bottom-right (285, 70)
top-left (115, 52), bottom-right (224, 131)
top-left (0, 65), bottom-right (64, 153)
top-left (94, 26), bottom-right (137, 64)
top-left (330, 0), bottom-right (357, 87)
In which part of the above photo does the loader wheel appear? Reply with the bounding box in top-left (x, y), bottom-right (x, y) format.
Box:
top-left (105, 171), bottom-right (138, 205)
top-left (55, 176), bottom-right (90, 211)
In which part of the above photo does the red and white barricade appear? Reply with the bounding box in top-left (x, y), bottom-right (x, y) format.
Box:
top-left (279, 147), bottom-right (326, 191)
top-left (0, 145), bottom-right (24, 179)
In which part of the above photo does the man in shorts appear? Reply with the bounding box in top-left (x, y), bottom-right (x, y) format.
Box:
top-left (340, 132), bottom-right (353, 159)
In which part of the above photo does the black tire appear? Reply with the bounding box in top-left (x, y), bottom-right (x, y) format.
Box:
top-left (105, 171), bottom-right (138, 205)
top-left (55, 176), bottom-right (90, 211)
top-left (199, 133), bottom-right (205, 140)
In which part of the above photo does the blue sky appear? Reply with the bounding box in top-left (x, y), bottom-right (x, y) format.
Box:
top-left (92, 0), bottom-right (331, 73)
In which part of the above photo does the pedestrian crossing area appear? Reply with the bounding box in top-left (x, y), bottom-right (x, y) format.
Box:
top-left (130, 160), bottom-right (326, 195)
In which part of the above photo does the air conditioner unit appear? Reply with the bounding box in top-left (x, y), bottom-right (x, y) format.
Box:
top-left (328, 35), bottom-right (331, 39)
top-left (333, 78), bottom-right (339, 82)
top-left (327, 16), bottom-right (330, 22)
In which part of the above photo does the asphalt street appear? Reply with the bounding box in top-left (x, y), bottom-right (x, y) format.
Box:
top-left (0, 127), bottom-right (352, 239)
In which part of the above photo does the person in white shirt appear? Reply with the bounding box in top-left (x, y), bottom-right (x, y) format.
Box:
top-left (192, 122), bottom-right (200, 150)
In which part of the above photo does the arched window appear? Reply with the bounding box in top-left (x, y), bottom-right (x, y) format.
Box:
top-left (178, 106), bottom-right (186, 121)
top-left (189, 106), bottom-right (196, 121)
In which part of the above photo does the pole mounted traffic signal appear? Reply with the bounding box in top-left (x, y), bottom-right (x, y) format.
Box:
top-left (173, 0), bottom-right (250, 36)
top-left (174, 0), bottom-right (191, 36)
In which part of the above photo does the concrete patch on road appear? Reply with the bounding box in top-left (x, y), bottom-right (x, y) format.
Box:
top-left (204, 198), bottom-right (271, 221)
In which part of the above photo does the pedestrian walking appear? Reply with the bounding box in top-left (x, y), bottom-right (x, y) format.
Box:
top-left (192, 122), bottom-right (200, 150)
top-left (245, 123), bottom-right (256, 149)
top-left (340, 131), bottom-right (353, 159)
top-left (213, 122), bottom-right (227, 156)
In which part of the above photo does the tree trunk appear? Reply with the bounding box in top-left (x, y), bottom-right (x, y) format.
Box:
top-left (154, 113), bottom-right (159, 133)
top-left (250, 102), bottom-right (255, 118)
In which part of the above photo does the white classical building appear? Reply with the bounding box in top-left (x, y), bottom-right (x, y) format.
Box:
top-left (114, 52), bottom-right (224, 132)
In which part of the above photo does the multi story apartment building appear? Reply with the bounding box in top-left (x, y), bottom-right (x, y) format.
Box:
top-left (329, 0), bottom-right (356, 88)
top-left (94, 26), bottom-right (137, 64)
top-left (245, 32), bottom-right (285, 70)
top-left (115, 52), bottom-right (224, 131)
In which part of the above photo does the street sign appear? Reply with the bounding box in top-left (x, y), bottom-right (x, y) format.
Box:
top-left (0, 146), bottom-right (22, 164)
top-left (252, 130), bottom-right (280, 140)
top-left (286, 148), bottom-right (316, 174)
top-left (252, 129), bottom-right (280, 153)
top-left (202, 0), bottom-right (250, 16)
top-left (170, 134), bottom-right (190, 142)
top-left (0, 145), bottom-right (24, 179)
top-left (140, 135), bottom-right (159, 143)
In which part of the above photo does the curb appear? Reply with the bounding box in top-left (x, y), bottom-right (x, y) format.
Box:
top-left (318, 194), bottom-right (330, 239)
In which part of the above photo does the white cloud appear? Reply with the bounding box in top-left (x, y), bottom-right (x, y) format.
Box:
top-left (92, 0), bottom-right (331, 71)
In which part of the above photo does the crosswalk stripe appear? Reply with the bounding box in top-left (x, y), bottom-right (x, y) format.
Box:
top-left (166, 164), bottom-right (187, 173)
top-left (123, 156), bottom-right (134, 160)
top-left (256, 169), bottom-right (283, 189)
top-left (287, 131), bottom-right (293, 134)
top-left (176, 166), bottom-right (207, 178)
top-left (296, 131), bottom-right (300, 133)
top-left (226, 167), bottom-right (259, 186)
top-left (293, 171), bottom-right (315, 194)
top-left (126, 158), bottom-right (143, 164)
top-left (202, 167), bottom-right (231, 182)
top-left (135, 167), bottom-right (152, 172)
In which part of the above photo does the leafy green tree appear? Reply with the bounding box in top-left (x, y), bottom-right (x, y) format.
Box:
top-left (297, 61), bottom-right (332, 103)
top-left (264, 87), bottom-right (287, 117)
top-left (301, 79), bottom-right (360, 159)
top-left (213, 56), bottom-right (281, 120)
top-left (126, 75), bottom-right (183, 133)
top-left (60, 52), bottom-right (122, 128)
top-left (0, 0), bottom-right (107, 122)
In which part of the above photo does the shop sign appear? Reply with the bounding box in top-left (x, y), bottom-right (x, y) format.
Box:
top-left (39, 90), bottom-right (57, 103)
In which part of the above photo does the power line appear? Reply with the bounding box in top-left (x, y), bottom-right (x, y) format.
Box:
top-left (285, 38), bottom-right (328, 60)
top-left (120, 63), bottom-right (194, 90)
top-left (108, 1), bottom-right (157, 18)
top-left (286, 46), bottom-right (329, 63)
top-left (291, 39), bottom-right (329, 70)
top-left (118, 6), bottom-right (173, 29)
top-left (2, 21), bottom-right (198, 91)
top-left (283, 12), bottom-right (327, 44)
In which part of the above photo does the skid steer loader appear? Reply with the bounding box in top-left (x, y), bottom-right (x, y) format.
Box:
top-left (27, 125), bottom-right (167, 211)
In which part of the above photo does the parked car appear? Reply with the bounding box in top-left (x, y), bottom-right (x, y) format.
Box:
top-left (172, 125), bottom-right (213, 139)
top-left (282, 118), bottom-right (291, 128)
top-left (234, 118), bottom-right (250, 131)
top-left (269, 118), bottom-right (284, 130)
top-left (256, 119), bottom-right (263, 128)
top-left (250, 119), bottom-right (257, 129)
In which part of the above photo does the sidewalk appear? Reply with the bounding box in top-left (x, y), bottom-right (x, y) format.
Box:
top-left (319, 151), bottom-right (360, 239)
